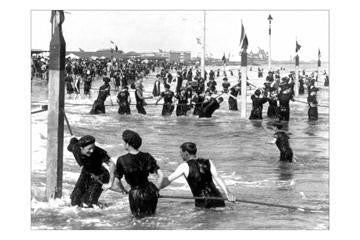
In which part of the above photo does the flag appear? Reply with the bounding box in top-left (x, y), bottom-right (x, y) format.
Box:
top-left (50, 10), bottom-right (65, 32)
top-left (196, 38), bottom-right (201, 45)
top-left (79, 48), bottom-right (85, 52)
top-left (318, 49), bottom-right (321, 67)
top-left (115, 45), bottom-right (118, 52)
top-left (239, 22), bottom-right (248, 66)
top-left (159, 49), bottom-right (163, 53)
top-left (50, 10), bottom-right (65, 24)
top-left (239, 23), bottom-right (245, 46)
top-left (110, 40), bottom-right (114, 44)
top-left (222, 53), bottom-right (226, 63)
top-left (295, 41), bottom-right (301, 52)
top-left (241, 35), bottom-right (249, 50)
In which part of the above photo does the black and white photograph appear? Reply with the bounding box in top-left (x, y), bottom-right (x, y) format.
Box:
top-left (29, 9), bottom-right (331, 230)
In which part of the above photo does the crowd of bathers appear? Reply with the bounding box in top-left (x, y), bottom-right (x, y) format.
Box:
top-left (32, 56), bottom-right (329, 120)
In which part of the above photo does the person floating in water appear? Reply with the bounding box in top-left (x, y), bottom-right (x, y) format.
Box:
top-left (90, 77), bottom-right (111, 114)
top-left (67, 135), bottom-right (115, 208)
top-left (106, 130), bottom-right (163, 218)
top-left (158, 142), bottom-right (236, 208)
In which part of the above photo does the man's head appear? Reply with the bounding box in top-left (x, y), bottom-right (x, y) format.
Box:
top-left (180, 142), bottom-right (197, 161)
top-left (79, 135), bottom-right (96, 157)
top-left (164, 84), bottom-right (170, 90)
top-left (122, 129), bottom-right (142, 150)
top-left (217, 97), bottom-right (224, 103)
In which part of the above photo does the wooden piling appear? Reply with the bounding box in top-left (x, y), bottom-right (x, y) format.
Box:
top-left (46, 10), bottom-right (66, 200)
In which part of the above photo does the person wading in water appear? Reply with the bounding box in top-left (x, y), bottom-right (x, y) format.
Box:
top-left (158, 142), bottom-right (236, 208)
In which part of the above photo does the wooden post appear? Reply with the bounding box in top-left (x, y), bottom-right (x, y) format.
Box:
top-left (294, 54), bottom-right (299, 97)
top-left (241, 50), bottom-right (247, 118)
top-left (201, 11), bottom-right (206, 79)
top-left (46, 10), bottom-right (66, 200)
top-left (267, 14), bottom-right (273, 71)
top-left (316, 49), bottom-right (321, 88)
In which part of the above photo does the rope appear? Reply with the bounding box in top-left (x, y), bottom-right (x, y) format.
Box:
top-left (294, 99), bottom-right (329, 108)
top-left (88, 176), bottom-right (322, 213)
top-left (31, 105), bottom-right (48, 114)
top-left (158, 195), bottom-right (323, 213)
top-left (63, 111), bottom-right (73, 136)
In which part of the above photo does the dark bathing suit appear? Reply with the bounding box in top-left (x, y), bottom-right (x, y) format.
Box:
top-left (186, 158), bottom-right (225, 208)
top-left (115, 152), bottom-right (160, 218)
top-left (67, 138), bottom-right (110, 207)
top-left (135, 89), bottom-right (146, 115)
top-left (161, 90), bottom-right (175, 116)
top-left (117, 90), bottom-right (131, 114)
top-left (90, 83), bottom-right (110, 114)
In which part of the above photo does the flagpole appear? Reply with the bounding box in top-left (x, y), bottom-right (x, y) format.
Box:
top-left (201, 10), bottom-right (206, 79)
top-left (240, 20), bottom-right (247, 119)
top-left (295, 37), bottom-right (299, 97)
top-left (316, 48), bottom-right (320, 87)
top-left (267, 14), bottom-right (273, 71)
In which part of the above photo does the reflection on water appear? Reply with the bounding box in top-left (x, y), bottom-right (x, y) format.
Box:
top-left (277, 162), bottom-right (294, 182)
top-left (31, 66), bottom-right (329, 229)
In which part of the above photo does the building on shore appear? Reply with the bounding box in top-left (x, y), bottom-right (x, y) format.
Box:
top-left (169, 51), bottom-right (191, 63)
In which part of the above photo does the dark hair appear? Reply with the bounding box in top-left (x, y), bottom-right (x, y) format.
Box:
top-left (164, 84), bottom-right (170, 89)
top-left (180, 142), bottom-right (197, 155)
top-left (78, 135), bottom-right (95, 147)
top-left (122, 130), bottom-right (142, 149)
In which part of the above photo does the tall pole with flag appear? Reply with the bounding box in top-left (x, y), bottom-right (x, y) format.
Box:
top-left (267, 14), bottom-right (273, 71)
top-left (110, 40), bottom-right (115, 61)
top-left (240, 20), bottom-right (248, 118)
top-left (295, 40), bottom-right (301, 96)
top-left (222, 52), bottom-right (226, 73)
top-left (317, 48), bottom-right (321, 87)
top-left (47, 10), bottom-right (66, 201)
top-left (201, 11), bottom-right (206, 79)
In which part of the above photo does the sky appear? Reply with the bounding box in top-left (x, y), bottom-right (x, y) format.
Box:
top-left (31, 10), bottom-right (328, 61)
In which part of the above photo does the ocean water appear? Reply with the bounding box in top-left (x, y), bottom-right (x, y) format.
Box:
top-left (31, 64), bottom-right (329, 230)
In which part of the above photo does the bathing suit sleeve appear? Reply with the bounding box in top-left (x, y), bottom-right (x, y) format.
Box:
top-left (146, 153), bottom-right (160, 174)
top-left (115, 157), bottom-right (124, 179)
